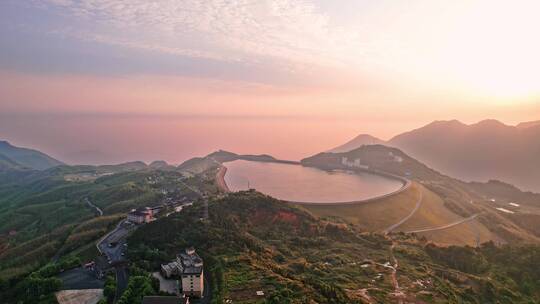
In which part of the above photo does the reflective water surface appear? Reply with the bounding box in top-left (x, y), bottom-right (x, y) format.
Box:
top-left (224, 160), bottom-right (403, 203)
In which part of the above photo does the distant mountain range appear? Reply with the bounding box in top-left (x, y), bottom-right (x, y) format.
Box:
top-left (3, 117), bottom-right (540, 191)
top-left (0, 140), bottom-right (64, 170)
top-left (329, 119), bottom-right (540, 192)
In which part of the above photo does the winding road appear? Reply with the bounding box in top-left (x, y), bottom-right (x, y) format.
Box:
top-left (215, 165), bottom-right (229, 192)
top-left (371, 243), bottom-right (406, 303)
top-left (383, 188), bottom-right (423, 234)
top-left (85, 197), bottom-right (103, 216)
top-left (404, 213), bottom-right (481, 234)
top-left (96, 220), bottom-right (134, 303)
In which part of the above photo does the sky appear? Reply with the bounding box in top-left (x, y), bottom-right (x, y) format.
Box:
top-left (0, 0), bottom-right (539, 164)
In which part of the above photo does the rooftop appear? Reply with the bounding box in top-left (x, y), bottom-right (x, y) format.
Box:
top-left (161, 261), bottom-right (181, 273)
top-left (178, 248), bottom-right (204, 275)
top-left (128, 210), bottom-right (150, 217)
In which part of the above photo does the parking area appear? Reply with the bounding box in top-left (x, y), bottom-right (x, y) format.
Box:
top-left (97, 220), bottom-right (136, 265)
top-left (58, 268), bottom-right (104, 290)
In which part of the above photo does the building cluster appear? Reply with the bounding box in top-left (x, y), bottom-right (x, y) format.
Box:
top-left (161, 247), bottom-right (205, 298)
top-left (387, 152), bottom-right (404, 163)
top-left (341, 157), bottom-right (369, 169)
top-left (126, 206), bottom-right (161, 224)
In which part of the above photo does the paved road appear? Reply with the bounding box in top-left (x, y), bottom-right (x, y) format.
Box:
top-left (58, 267), bottom-right (104, 290)
top-left (178, 179), bottom-right (203, 197)
top-left (97, 220), bottom-right (135, 302)
top-left (383, 188), bottom-right (423, 234)
top-left (215, 165), bottom-right (229, 192)
top-left (404, 213), bottom-right (480, 234)
top-left (114, 266), bottom-right (128, 303)
top-left (177, 177), bottom-right (208, 220)
top-left (85, 197), bottom-right (103, 216)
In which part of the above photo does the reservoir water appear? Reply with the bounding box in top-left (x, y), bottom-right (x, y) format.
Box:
top-left (224, 160), bottom-right (404, 203)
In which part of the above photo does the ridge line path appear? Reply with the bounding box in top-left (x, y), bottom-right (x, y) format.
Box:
top-left (404, 213), bottom-right (481, 234)
top-left (177, 179), bottom-right (207, 219)
top-left (383, 187), bottom-right (423, 234)
top-left (389, 242), bottom-right (405, 304)
top-left (374, 242), bottom-right (406, 303)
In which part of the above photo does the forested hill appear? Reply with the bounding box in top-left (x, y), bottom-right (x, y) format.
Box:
top-left (127, 191), bottom-right (540, 304)
top-left (0, 163), bottom-right (207, 304)
top-left (0, 141), bottom-right (64, 170)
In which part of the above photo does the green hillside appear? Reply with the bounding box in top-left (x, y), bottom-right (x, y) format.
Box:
top-left (0, 165), bottom-right (203, 282)
top-left (0, 154), bottom-right (25, 170)
top-left (128, 191), bottom-right (540, 303)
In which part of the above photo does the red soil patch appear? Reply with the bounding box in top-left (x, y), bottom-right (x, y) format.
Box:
top-left (275, 211), bottom-right (298, 223)
top-left (251, 210), bottom-right (301, 227)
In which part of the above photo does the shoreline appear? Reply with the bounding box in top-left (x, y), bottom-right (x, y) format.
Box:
top-left (292, 178), bottom-right (411, 206)
top-left (214, 160), bottom-right (411, 206)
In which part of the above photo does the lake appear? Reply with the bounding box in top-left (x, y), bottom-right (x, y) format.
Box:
top-left (223, 160), bottom-right (404, 203)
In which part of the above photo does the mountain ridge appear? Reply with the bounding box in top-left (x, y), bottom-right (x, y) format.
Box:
top-left (327, 119), bottom-right (540, 192)
top-left (0, 140), bottom-right (64, 170)
top-left (328, 134), bottom-right (386, 153)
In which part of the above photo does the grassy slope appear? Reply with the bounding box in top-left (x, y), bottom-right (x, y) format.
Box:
top-left (415, 220), bottom-right (503, 247)
top-left (300, 182), bottom-right (421, 232)
top-left (398, 184), bottom-right (461, 230)
top-left (301, 182), bottom-right (501, 246)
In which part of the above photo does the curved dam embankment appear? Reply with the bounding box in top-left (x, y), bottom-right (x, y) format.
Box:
top-left (216, 159), bottom-right (410, 205)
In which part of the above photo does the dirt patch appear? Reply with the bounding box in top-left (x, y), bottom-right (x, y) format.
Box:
top-left (55, 289), bottom-right (103, 304)
top-left (274, 211), bottom-right (298, 223)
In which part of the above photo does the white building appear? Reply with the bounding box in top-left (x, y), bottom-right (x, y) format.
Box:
top-left (159, 247), bottom-right (205, 298)
top-left (341, 157), bottom-right (369, 169)
top-left (178, 247), bottom-right (204, 298)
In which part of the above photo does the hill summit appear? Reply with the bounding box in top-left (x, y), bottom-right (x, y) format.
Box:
top-left (0, 140), bottom-right (64, 170)
top-left (327, 119), bottom-right (540, 192)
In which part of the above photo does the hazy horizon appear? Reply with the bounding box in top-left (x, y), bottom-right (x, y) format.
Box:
top-left (0, 113), bottom-right (536, 165)
top-left (1, 1), bottom-right (539, 165)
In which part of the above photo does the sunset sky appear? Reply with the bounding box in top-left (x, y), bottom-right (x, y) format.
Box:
top-left (1, 0), bottom-right (539, 164)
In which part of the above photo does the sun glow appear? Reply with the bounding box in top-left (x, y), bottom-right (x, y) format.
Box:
top-left (345, 0), bottom-right (540, 102)
top-left (443, 0), bottom-right (540, 100)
